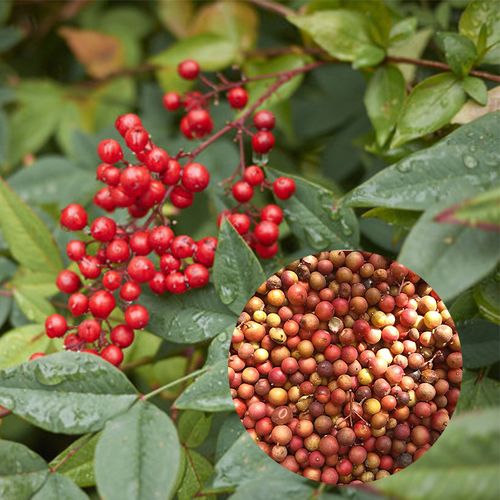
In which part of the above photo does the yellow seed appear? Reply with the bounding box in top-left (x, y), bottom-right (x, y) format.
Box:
top-left (253, 310), bottom-right (267, 323)
top-left (266, 313), bottom-right (281, 327)
top-left (269, 327), bottom-right (287, 344)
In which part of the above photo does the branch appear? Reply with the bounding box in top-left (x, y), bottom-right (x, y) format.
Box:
top-left (142, 366), bottom-right (209, 400)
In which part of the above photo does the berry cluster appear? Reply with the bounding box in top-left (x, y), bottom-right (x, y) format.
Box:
top-left (229, 251), bottom-right (461, 484)
top-left (164, 61), bottom-right (296, 259)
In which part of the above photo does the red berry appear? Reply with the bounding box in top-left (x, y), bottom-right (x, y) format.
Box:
top-left (29, 352), bottom-right (45, 361)
top-left (110, 187), bottom-right (135, 208)
top-left (180, 116), bottom-right (194, 139)
top-left (253, 110), bottom-right (275, 130)
top-left (227, 87), bottom-right (248, 109)
top-left (163, 159), bottom-right (181, 185)
top-left (127, 256), bottom-right (155, 283)
top-left (273, 176), bottom-right (295, 199)
top-left (124, 304), bottom-right (149, 329)
top-left (102, 270), bottom-right (122, 290)
top-left (90, 216), bottom-right (116, 242)
top-left (115, 113), bottom-right (142, 136)
top-left (125, 126), bottom-right (149, 153)
top-left (129, 231), bottom-right (152, 256)
top-left (64, 334), bottom-right (80, 350)
top-left (101, 344), bottom-right (123, 366)
top-left (186, 109), bottom-right (213, 137)
top-left (88, 290), bottom-right (116, 319)
top-left (97, 164), bottom-right (120, 186)
top-left (68, 293), bottom-right (88, 317)
top-left (232, 181), bottom-right (254, 203)
top-left (45, 314), bottom-right (67, 338)
top-left (182, 162), bottom-right (210, 192)
top-left (229, 213), bottom-right (251, 235)
top-left (66, 240), bottom-right (86, 261)
top-left (254, 221), bottom-right (279, 246)
top-left (60, 204), bottom-right (88, 230)
top-left (78, 319), bottom-right (101, 343)
top-left (120, 166), bottom-right (151, 197)
top-left (255, 242), bottom-right (278, 259)
top-left (243, 166), bottom-right (265, 186)
top-left (160, 254), bottom-right (181, 273)
top-left (149, 271), bottom-right (167, 294)
top-left (165, 272), bottom-right (187, 294)
top-left (252, 131), bottom-right (275, 154)
top-left (194, 237), bottom-right (217, 267)
top-left (93, 187), bottom-right (115, 212)
top-left (98, 139), bottom-right (123, 164)
top-left (105, 239), bottom-right (130, 263)
top-left (163, 92), bottom-right (182, 111)
top-left (145, 147), bottom-right (169, 173)
top-left (120, 281), bottom-right (141, 301)
top-left (149, 225), bottom-right (174, 254)
top-left (185, 263), bottom-right (209, 288)
top-left (178, 59), bottom-right (200, 80)
top-left (78, 256), bottom-right (101, 279)
top-left (56, 270), bottom-right (81, 294)
top-left (170, 185), bottom-right (194, 208)
top-left (171, 235), bottom-right (195, 259)
top-left (261, 204), bottom-right (283, 224)
top-left (110, 325), bottom-right (135, 348)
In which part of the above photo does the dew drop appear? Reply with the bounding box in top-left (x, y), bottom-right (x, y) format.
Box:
top-left (34, 365), bottom-right (65, 386)
top-left (463, 155), bottom-right (478, 169)
top-left (396, 162), bottom-right (411, 173)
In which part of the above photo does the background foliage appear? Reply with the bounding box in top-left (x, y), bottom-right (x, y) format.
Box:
top-left (0, 1), bottom-right (499, 499)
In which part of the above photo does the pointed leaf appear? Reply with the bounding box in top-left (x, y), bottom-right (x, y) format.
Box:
top-left (178, 411), bottom-right (213, 448)
top-left (436, 32), bottom-right (477, 77)
top-left (461, 76), bottom-right (488, 106)
top-left (459, 319), bottom-right (500, 368)
top-left (177, 449), bottom-right (214, 500)
top-left (32, 473), bottom-right (88, 500)
top-left (0, 324), bottom-right (49, 370)
top-left (474, 274), bottom-right (500, 325)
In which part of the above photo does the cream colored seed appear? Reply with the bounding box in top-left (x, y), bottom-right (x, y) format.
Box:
top-left (266, 313), bottom-right (281, 327)
top-left (253, 310), bottom-right (267, 323)
top-left (269, 327), bottom-right (287, 344)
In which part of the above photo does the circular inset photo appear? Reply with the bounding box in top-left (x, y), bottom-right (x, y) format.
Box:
top-left (228, 250), bottom-right (462, 485)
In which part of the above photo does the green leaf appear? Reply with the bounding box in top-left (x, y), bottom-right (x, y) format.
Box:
top-left (352, 45), bottom-right (385, 69)
top-left (459, 0), bottom-right (500, 65)
top-left (375, 407), bottom-right (500, 499)
top-left (461, 76), bottom-right (488, 106)
top-left (0, 440), bottom-right (48, 500)
top-left (0, 352), bottom-right (138, 434)
top-left (392, 73), bottom-right (466, 147)
top-left (230, 478), bottom-right (314, 500)
top-left (95, 401), bottom-right (181, 500)
top-left (178, 411), bottom-right (213, 448)
top-left (0, 177), bottom-right (63, 273)
top-left (449, 288), bottom-right (478, 323)
top-left (32, 473), bottom-right (88, 500)
top-left (345, 112), bottom-right (500, 210)
top-left (0, 26), bottom-right (23, 52)
top-left (436, 184), bottom-right (500, 232)
top-left (49, 434), bottom-right (100, 488)
top-left (175, 360), bottom-right (234, 412)
top-left (11, 269), bottom-right (58, 298)
top-left (459, 319), bottom-right (500, 368)
top-left (8, 156), bottom-right (97, 208)
top-left (436, 32), bottom-right (477, 77)
top-left (457, 371), bottom-right (500, 412)
top-left (474, 274), bottom-right (500, 324)
top-left (389, 17), bottom-right (417, 44)
top-left (206, 328), bottom-right (232, 365)
top-left (364, 65), bottom-right (406, 146)
top-left (362, 207), bottom-right (421, 230)
top-left (0, 295), bottom-right (11, 328)
top-left (140, 286), bottom-right (234, 344)
top-left (13, 288), bottom-right (55, 323)
top-left (244, 54), bottom-right (311, 110)
top-left (213, 219), bottom-right (266, 315)
top-left (288, 10), bottom-right (382, 63)
top-left (177, 449), bottom-right (214, 500)
top-left (0, 108), bottom-right (8, 165)
top-left (266, 168), bottom-right (359, 250)
top-left (398, 204), bottom-right (499, 301)
top-left (0, 324), bottom-right (49, 369)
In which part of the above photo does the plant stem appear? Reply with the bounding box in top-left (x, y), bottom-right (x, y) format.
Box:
top-left (50, 432), bottom-right (97, 473)
top-left (142, 366), bottom-right (209, 400)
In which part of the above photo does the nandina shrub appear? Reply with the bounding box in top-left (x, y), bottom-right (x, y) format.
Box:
top-left (0, 1), bottom-right (498, 500)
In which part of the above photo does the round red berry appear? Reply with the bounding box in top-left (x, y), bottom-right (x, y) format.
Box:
top-left (254, 221), bottom-right (279, 246)
top-left (171, 235), bottom-right (195, 259)
top-left (79, 256), bottom-right (101, 279)
top-left (180, 116), bottom-right (194, 139)
top-left (129, 231), bottom-right (152, 256)
top-left (68, 293), bottom-right (88, 316)
top-left (89, 290), bottom-right (116, 318)
top-left (97, 164), bottom-right (120, 186)
top-left (163, 159), bottom-right (181, 185)
top-left (243, 166), bottom-right (265, 186)
top-left (124, 126), bottom-right (149, 153)
top-left (120, 281), bottom-right (141, 302)
top-left (90, 216), bottom-right (117, 242)
top-left (178, 59), bottom-right (200, 80)
top-left (93, 187), bottom-right (115, 212)
top-left (229, 213), bottom-right (251, 235)
top-left (165, 272), bottom-right (187, 294)
top-left (273, 176), bottom-right (296, 199)
top-left (186, 109), bottom-right (213, 137)
top-left (127, 256), bottom-right (155, 283)
top-left (182, 163), bottom-right (210, 192)
top-left (160, 254), bottom-right (181, 273)
top-left (66, 240), bottom-right (86, 262)
top-left (64, 334), bottom-right (80, 350)
top-left (111, 187), bottom-right (135, 208)
top-left (185, 264), bottom-right (209, 288)
top-left (98, 139), bottom-right (123, 164)
top-left (170, 185), bottom-right (194, 209)
top-left (163, 92), bottom-right (182, 111)
top-left (102, 270), bottom-right (122, 291)
top-left (78, 319), bottom-right (101, 343)
top-left (137, 180), bottom-right (166, 209)
top-left (227, 87), bottom-right (248, 109)
top-left (149, 272), bottom-right (167, 294)
top-left (110, 325), bottom-right (135, 348)
top-left (45, 314), bottom-right (67, 338)
top-left (29, 352), bottom-right (45, 361)
top-left (115, 113), bottom-right (142, 136)
top-left (261, 204), bottom-right (283, 224)
top-left (120, 166), bottom-right (151, 197)
top-left (232, 181), bottom-right (254, 203)
top-left (56, 270), bottom-right (81, 294)
top-left (101, 344), bottom-right (123, 366)
top-left (194, 237), bottom-right (217, 267)
top-left (145, 147), bottom-right (169, 173)
top-left (60, 204), bottom-right (88, 231)
top-left (252, 131), bottom-right (275, 154)
top-left (125, 304), bottom-right (149, 329)
top-left (253, 110), bottom-right (275, 130)
top-left (255, 242), bottom-right (279, 259)
top-left (149, 225), bottom-right (175, 255)
top-left (105, 239), bottom-right (130, 263)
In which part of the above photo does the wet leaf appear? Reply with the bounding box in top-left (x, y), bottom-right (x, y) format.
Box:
top-left (178, 411), bottom-right (213, 448)
top-left (177, 449), bottom-right (214, 500)
top-left (461, 76), bottom-right (488, 106)
top-left (457, 370), bottom-right (500, 412)
top-left (0, 324), bottom-right (49, 369)
top-left (474, 274), bottom-right (500, 324)
top-left (459, 319), bottom-right (500, 368)
top-left (436, 32), bottom-right (477, 77)
top-left (32, 473), bottom-right (88, 500)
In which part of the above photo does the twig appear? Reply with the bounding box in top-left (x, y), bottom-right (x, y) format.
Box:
top-left (142, 366), bottom-right (209, 400)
